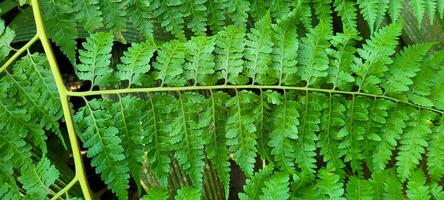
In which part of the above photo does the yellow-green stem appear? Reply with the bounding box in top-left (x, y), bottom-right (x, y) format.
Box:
top-left (50, 177), bottom-right (78, 200)
top-left (66, 85), bottom-right (443, 114)
top-left (0, 34), bottom-right (38, 73)
top-left (31, 0), bottom-right (93, 199)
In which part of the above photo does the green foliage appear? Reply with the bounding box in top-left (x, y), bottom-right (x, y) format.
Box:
top-left (18, 157), bottom-right (60, 199)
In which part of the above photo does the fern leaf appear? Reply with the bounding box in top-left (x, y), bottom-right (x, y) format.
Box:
top-left (268, 92), bottom-right (299, 173)
top-left (245, 12), bottom-right (275, 85)
top-left (409, 0), bottom-right (426, 25)
top-left (127, 0), bottom-right (153, 37)
top-left (116, 38), bottom-right (156, 87)
top-left (439, 0), bottom-right (444, 19)
top-left (316, 168), bottom-right (345, 199)
top-left (99, 0), bottom-right (127, 36)
top-left (326, 33), bottom-right (358, 90)
top-left (430, 67), bottom-right (444, 110)
top-left (215, 26), bottom-right (247, 85)
top-left (0, 184), bottom-right (20, 200)
top-left (427, 117), bottom-right (444, 181)
top-left (206, 0), bottom-right (228, 33)
top-left (140, 188), bottom-right (168, 200)
top-left (388, 0), bottom-right (403, 21)
top-left (425, 0), bottom-right (437, 24)
top-left (171, 92), bottom-right (207, 187)
top-left (298, 22), bottom-right (330, 87)
top-left (184, 36), bottom-right (217, 85)
top-left (73, 0), bottom-right (104, 31)
top-left (258, 173), bottom-right (290, 200)
top-left (372, 106), bottom-right (410, 171)
top-left (74, 99), bottom-right (130, 199)
top-left (144, 93), bottom-right (176, 187)
top-left (112, 96), bottom-right (146, 186)
top-left (153, 40), bottom-right (186, 87)
top-left (396, 110), bottom-right (436, 181)
top-left (76, 32), bottom-right (115, 88)
top-left (338, 96), bottom-right (370, 174)
top-left (334, 0), bottom-right (358, 34)
top-left (383, 169), bottom-right (403, 200)
top-left (407, 169), bottom-right (431, 200)
top-left (357, 0), bottom-right (379, 33)
top-left (0, 19), bottom-right (14, 61)
top-left (346, 176), bottom-right (374, 200)
top-left (353, 22), bottom-right (402, 94)
top-left (149, 0), bottom-right (185, 40)
top-left (238, 166), bottom-right (273, 200)
top-left (269, 0), bottom-right (292, 20)
top-left (225, 90), bottom-right (259, 176)
top-left (174, 187), bottom-right (200, 200)
top-left (271, 11), bottom-right (299, 86)
top-left (295, 93), bottom-right (323, 177)
top-left (430, 183), bottom-right (444, 200)
top-left (205, 91), bottom-right (231, 197)
top-left (182, 0), bottom-right (208, 35)
top-left (314, 0), bottom-right (333, 33)
top-left (40, 0), bottom-right (78, 62)
top-left (226, 0), bottom-right (250, 28)
top-left (319, 95), bottom-right (346, 171)
top-left (383, 43), bottom-right (433, 96)
top-left (18, 157), bottom-right (59, 199)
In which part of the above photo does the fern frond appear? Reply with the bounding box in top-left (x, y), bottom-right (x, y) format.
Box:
top-left (76, 32), bottom-right (115, 88)
top-left (245, 12), bottom-right (275, 85)
top-left (116, 38), bottom-right (156, 87)
top-left (430, 67), bottom-right (444, 110)
top-left (184, 36), bottom-right (217, 85)
top-left (40, 0), bottom-right (78, 62)
top-left (316, 168), bottom-right (345, 199)
top-left (18, 157), bottom-right (59, 199)
top-left (383, 169), bottom-right (403, 200)
top-left (238, 166), bottom-right (273, 200)
top-left (127, 0), bottom-right (153, 37)
top-left (346, 176), bottom-right (374, 200)
top-left (171, 92), bottom-right (207, 188)
top-left (407, 169), bottom-right (431, 200)
top-left (149, 0), bottom-right (186, 40)
top-left (357, 0), bottom-right (379, 33)
top-left (0, 184), bottom-right (20, 200)
top-left (269, 0), bottom-right (292, 20)
top-left (215, 26), bottom-right (247, 85)
top-left (153, 40), bottom-right (186, 87)
top-left (427, 117), bottom-right (444, 181)
top-left (226, 0), bottom-right (250, 28)
top-left (74, 99), bottom-right (130, 199)
top-left (225, 90), bottom-right (259, 176)
top-left (319, 95), bottom-right (346, 171)
top-left (205, 91), bottom-right (231, 197)
top-left (396, 110), bottom-right (436, 181)
top-left (73, 0), bottom-right (104, 31)
top-left (206, 0), bottom-right (228, 33)
top-left (333, 0), bottom-right (358, 34)
top-left (353, 22), bottom-right (402, 94)
top-left (140, 188), bottom-right (168, 200)
top-left (99, 0), bottom-right (127, 37)
top-left (268, 92), bottom-right (299, 173)
top-left (295, 93), bottom-right (323, 178)
top-left (174, 187), bottom-right (200, 200)
top-left (409, 0), bottom-right (426, 25)
top-left (388, 0), bottom-right (403, 21)
top-left (258, 173), bottom-right (290, 200)
top-left (298, 22), bottom-right (330, 87)
top-left (182, 0), bottom-right (208, 35)
top-left (271, 11), bottom-right (299, 86)
top-left (0, 19), bottom-right (14, 61)
top-left (383, 43), bottom-right (433, 96)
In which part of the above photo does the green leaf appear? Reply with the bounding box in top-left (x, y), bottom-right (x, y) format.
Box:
top-left (18, 157), bottom-right (59, 199)
top-left (153, 40), bottom-right (186, 86)
top-left (174, 187), bottom-right (200, 200)
top-left (407, 169), bottom-right (431, 200)
top-left (346, 176), bottom-right (374, 200)
top-left (238, 166), bottom-right (273, 200)
top-left (73, 0), bottom-right (104, 31)
top-left (427, 117), bottom-right (444, 181)
top-left (184, 36), bottom-right (217, 85)
top-left (258, 173), bottom-right (290, 200)
top-left (0, 19), bottom-right (14, 62)
top-left (316, 168), bottom-right (345, 199)
top-left (140, 188), bottom-right (168, 200)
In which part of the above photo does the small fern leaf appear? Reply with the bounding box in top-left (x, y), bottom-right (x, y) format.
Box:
top-left (357, 0), bottom-right (379, 33)
top-left (174, 187), bottom-right (200, 200)
top-left (116, 38), bottom-right (156, 87)
top-left (238, 166), bottom-right (273, 200)
top-left (140, 188), bottom-right (168, 200)
top-left (346, 176), bottom-right (374, 200)
top-left (227, 0), bottom-right (250, 28)
top-left (409, 0), bottom-right (426, 25)
top-left (99, 0), bottom-right (127, 35)
top-left (396, 110), bottom-right (436, 181)
top-left (383, 169), bottom-right (403, 200)
top-left (127, 0), bottom-right (153, 37)
top-left (271, 11), bottom-right (299, 86)
top-left (388, 0), bottom-right (403, 21)
top-left (206, 0), bottom-right (228, 33)
top-left (182, 0), bottom-right (208, 35)
top-left (18, 157), bottom-right (59, 199)
top-left (76, 32), bottom-right (115, 88)
top-left (0, 19), bottom-right (15, 62)
top-left (73, 0), bottom-right (104, 31)
top-left (225, 90), bottom-right (259, 177)
top-left (215, 26), bottom-right (247, 85)
top-left (407, 169), bottom-right (431, 200)
top-left (333, 0), bottom-right (358, 34)
top-left (75, 99), bottom-right (130, 199)
top-left (0, 184), bottom-right (20, 200)
top-left (258, 173), bottom-right (290, 200)
top-left (153, 40), bottom-right (186, 87)
top-left (427, 117), bottom-right (444, 181)
top-left (245, 12), bottom-right (275, 85)
top-left (316, 168), bottom-right (345, 199)
top-left (184, 36), bottom-right (217, 85)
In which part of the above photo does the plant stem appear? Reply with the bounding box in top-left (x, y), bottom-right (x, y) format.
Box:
top-left (66, 85), bottom-right (443, 114)
top-left (50, 177), bottom-right (78, 200)
top-left (31, 0), bottom-right (93, 199)
top-left (0, 34), bottom-right (38, 73)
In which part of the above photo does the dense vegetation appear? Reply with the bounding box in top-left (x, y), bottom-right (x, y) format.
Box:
top-left (1, 0), bottom-right (444, 199)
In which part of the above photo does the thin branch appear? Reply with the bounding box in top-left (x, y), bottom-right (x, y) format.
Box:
top-left (0, 34), bottom-right (39, 73)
